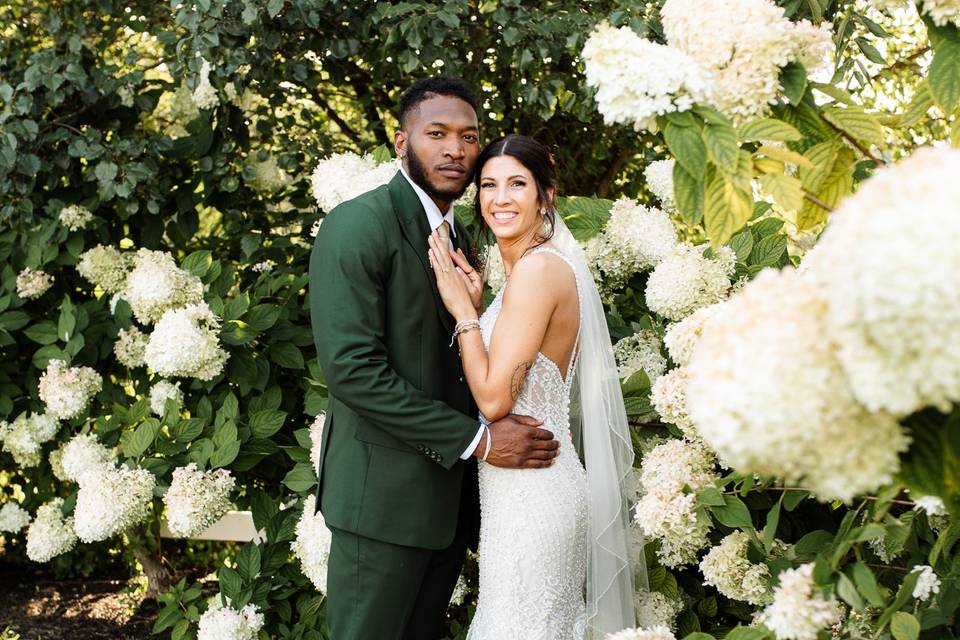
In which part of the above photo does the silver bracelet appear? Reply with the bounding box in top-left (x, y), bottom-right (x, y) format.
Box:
top-left (449, 319), bottom-right (480, 347)
top-left (481, 425), bottom-right (492, 463)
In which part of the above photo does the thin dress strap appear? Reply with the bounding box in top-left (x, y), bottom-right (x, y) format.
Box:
top-left (529, 245), bottom-right (583, 384)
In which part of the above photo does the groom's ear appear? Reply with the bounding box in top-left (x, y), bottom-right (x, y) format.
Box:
top-left (394, 130), bottom-right (407, 159)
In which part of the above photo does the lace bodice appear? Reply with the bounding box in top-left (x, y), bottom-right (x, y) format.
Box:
top-left (468, 245), bottom-right (589, 640)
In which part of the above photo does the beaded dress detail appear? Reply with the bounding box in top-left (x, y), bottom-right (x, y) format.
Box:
top-left (467, 246), bottom-right (588, 640)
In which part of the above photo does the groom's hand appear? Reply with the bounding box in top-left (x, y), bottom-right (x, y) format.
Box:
top-left (477, 414), bottom-right (560, 469)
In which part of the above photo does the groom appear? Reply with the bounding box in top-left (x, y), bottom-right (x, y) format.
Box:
top-left (309, 76), bottom-right (561, 640)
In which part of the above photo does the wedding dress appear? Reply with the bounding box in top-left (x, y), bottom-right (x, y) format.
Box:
top-left (467, 245), bottom-right (590, 640)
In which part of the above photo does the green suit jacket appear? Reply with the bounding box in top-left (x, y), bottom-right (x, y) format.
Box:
top-left (309, 171), bottom-right (480, 550)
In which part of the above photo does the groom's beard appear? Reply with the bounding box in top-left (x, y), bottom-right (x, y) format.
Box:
top-left (406, 141), bottom-right (471, 202)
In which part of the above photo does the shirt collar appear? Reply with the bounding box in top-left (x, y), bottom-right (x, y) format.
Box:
top-left (399, 167), bottom-right (457, 238)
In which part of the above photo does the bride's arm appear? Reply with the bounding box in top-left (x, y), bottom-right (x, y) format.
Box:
top-left (429, 233), bottom-right (559, 422)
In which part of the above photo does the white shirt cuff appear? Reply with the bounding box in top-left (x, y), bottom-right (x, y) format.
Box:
top-left (460, 424), bottom-right (486, 460)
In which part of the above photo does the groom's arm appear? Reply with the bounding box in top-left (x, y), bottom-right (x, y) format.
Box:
top-left (309, 202), bottom-right (479, 470)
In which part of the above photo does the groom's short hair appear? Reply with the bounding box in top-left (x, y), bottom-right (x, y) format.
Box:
top-left (399, 76), bottom-right (477, 128)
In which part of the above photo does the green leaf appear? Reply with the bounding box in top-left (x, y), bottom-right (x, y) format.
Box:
top-left (901, 82), bottom-right (934, 128)
top-left (664, 121), bottom-right (707, 177)
top-left (837, 571), bottom-right (864, 609)
top-left (370, 144), bottom-right (393, 164)
top-left (725, 628), bottom-right (770, 640)
top-left (704, 170), bottom-right (753, 246)
top-left (749, 234), bottom-right (787, 268)
top-left (268, 342), bottom-right (304, 369)
top-left (795, 530), bottom-right (834, 558)
top-left (851, 562), bottom-right (885, 607)
top-left (821, 104), bottom-right (886, 150)
top-left (245, 304), bottom-right (280, 331)
top-left (249, 409), bottom-right (287, 439)
top-left (697, 486), bottom-right (727, 507)
top-left (236, 544), bottom-right (261, 582)
top-left (702, 122), bottom-right (740, 173)
top-left (726, 229), bottom-right (753, 262)
top-left (557, 196), bottom-right (612, 241)
top-left (681, 634), bottom-right (715, 640)
top-left (94, 160), bottom-right (118, 184)
top-left (0, 310), bottom-right (29, 331)
top-left (283, 462), bottom-right (318, 493)
top-left (673, 162), bottom-right (704, 227)
top-left (218, 567), bottom-right (243, 601)
top-left (122, 420), bottom-right (159, 458)
top-left (779, 62), bottom-right (808, 105)
top-left (267, 0), bottom-right (284, 17)
top-left (758, 174), bottom-right (803, 214)
top-left (762, 496), bottom-right (782, 552)
top-left (711, 494), bottom-right (753, 530)
top-left (738, 118), bottom-right (803, 142)
top-left (181, 250), bottom-right (213, 277)
top-left (890, 612), bottom-right (920, 640)
top-left (172, 418), bottom-right (204, 443)
top-left (929, 40), bottom-right (960, 113)
top-left (24, 321), bottom-right (59, 345)
top-left (856, 37), bottom-right (886, 64)
top-left (210, 440), bottom-right (241, 468)
top-left (755, 145), bottom-right (815, 170)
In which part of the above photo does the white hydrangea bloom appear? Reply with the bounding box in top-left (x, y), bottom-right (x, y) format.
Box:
top-left (49, 445), bottom-right (67, 481)
top-left (644, 159), bottom-right (676, 213)
top-left (0, 412), bottom-right (59, 467)
top-left (582, 22), bottom-right (712, 132)
top-left (661, 0), bottom-right (832, 121)
top-left (645, 244), bottom-right (735, 321)
top-left (635, 591), bottom-right (683, 631)
top-left (922, 0), bottom-right (960, 27)
top-left (309, 218), bottom-right (323, 238)
top-left (483, 243), bottom-right (507, 294)
top-left (245, 154), bottom-right (289, 193)
top-left (197, 600), bottom-right (265, 640)
top-left (61, 433), bottom-right (114, 482)
top-left (77, 245), bottom-right (131, 294)
top-left (912, 565), bottom-right (941, 602)
top-left (663, 303), bottom-right (723, 367)
top-left (58, 204), bottom-right (94, 231)
top-left (192, 59), bottom-right (219, 110)
top-left (16, 268), bottom-right (53, 299)
top-left (604, 625), bottom-right (677, 640)
top-left (26, 498), bottom-right (77, 562)
top-left (291, 495), bottom-right (333, 593)
top-left (804, 147), bottom-right (960, 417)
top-left (123, 248), bottom-right (204, 325)
top-left (595, 199), bottom-right (678, 290)
top-left (0, 502), bottom-right (31, 533)
top-left (635, 439), bottom-right (717, 567)
top-left (38, 359), bottom-right (103, 420)
top-left (699, 531), bottom-right (777, 605)
top-left (758, 564), bottom-right (841, 640)
top-left (914, 495), bottom-right (947, 517)
top-left (73, 462), bottom-right (156, 542)
top-left (163, 463), bottom-right (235, 537)
top-left (449, 572), bottom-right (470, 606)
top-left (651, 368), bottom-right (696, 440)
top-left (686, 269), bottom-right (909, 503)
top-left (309, 413), bottom-right (326, 471)
top-left (144, 303), bottom-right (229, 380)
top-left (114, 326), bottom-right (149, 368)
top-left (868, 0), bottom-right (908, 11)
top-left (150, 380), bottom-right (183, 417)
top-left (310, 153), bottom-right (399, 213)
top-left (250, 261), bottom-right (273, 273)
top-left (614, 329), bottom-right (666, 383)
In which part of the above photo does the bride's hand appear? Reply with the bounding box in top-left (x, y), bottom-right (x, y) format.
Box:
top-left (428, 231), bottom-right (479, 322)
top-left (450, 247), bottom-right (483, 313)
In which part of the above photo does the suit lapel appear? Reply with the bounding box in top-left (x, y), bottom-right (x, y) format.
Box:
top-left (388, 172), bottom-right (456, 336)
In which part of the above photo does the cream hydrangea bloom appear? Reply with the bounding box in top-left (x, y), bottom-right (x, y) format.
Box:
top-left (613, 329), bottom-right (666, 383)
top-left (192, 59), bottom-right (218, 110)
top-left (685, 269), bottom-right (908, 502)
top-left (144, 303), bottom-right (229, 380)
top-left (482, 243), bottom-right (507, 294)
top-left (58, 204), bottom-right (94, 231)
top-left (74, 462), bottom-right (156, 542)
top-left (310, 153), bottom-right (400, 213)
top-left (0, 412), bottom-right (59, 467)
top-left (758, 564), bottom-right (841, 640)
top-left (16, 268), bottom-right (53, 299)
top-left (661, 0), bottom-right (832, 121)
top-left (197, 600), bottom-right (264, 640)
top-left (645, 244), bottom-right (735, 321)
top-left (61, 433), bottom-right (113, 482)
top-left (77, 245), bottom-right (131, 294)
top-left (309, 413), bottom-right (326, 471)
top-left (26, 498), bottom-right (78, 562)
top-left (149, 380), bottom-right (183, 417)
top-left (582, 22), bottom-right (712, 132)
top-left (604, 625), bottom-right (677, 640)
top-left (123, 248), bottom-right (204, 324)
top-left (922, 0), bottom-right (960, 27)
top-left (38, 359), bottom-right (102, 420)
top-left (0, 502), bottom-right (31, 533)
top-left (912, 565), bottom-right (941, 602)
top-left (699, 531), bottom-right (782, 605)
top-left (635, 591), bottom-right (683, 631)
top-left (163, 463), bottom-right (235, 537)
top-left (804, 147), bottom-right (960, 417)
top-left (650, 368), bottom-right (696, 440)
top-left (663, 303), bottom-right (723, 367)
top-left (594, 199), bottom-right (677, 290)
top-left (291, 495), bottom-right (333, 592)
top-left (114, 326), bottom-right (149, 368)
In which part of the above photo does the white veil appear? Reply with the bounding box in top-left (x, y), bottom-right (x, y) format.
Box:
top-left (549, 215), bottom-right (647, 637)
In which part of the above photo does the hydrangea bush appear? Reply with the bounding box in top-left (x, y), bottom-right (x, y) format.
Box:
top-left (1, 1), bottom-right (958, 640)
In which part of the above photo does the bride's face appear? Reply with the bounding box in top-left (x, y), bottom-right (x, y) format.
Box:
top-left (478, 155), bottom-right (545, 242)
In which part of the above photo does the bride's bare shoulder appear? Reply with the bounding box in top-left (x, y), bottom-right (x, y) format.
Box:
top-left (501, 247), bottom-right (577, 307)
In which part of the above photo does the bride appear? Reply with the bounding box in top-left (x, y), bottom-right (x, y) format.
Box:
top-left (427, 134), bottom-right (644, 639)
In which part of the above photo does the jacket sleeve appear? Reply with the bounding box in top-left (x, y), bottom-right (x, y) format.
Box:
top-left (309, 203), bottom-right (479, 470)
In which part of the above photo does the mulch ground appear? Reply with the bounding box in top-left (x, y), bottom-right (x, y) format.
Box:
top-left (0, 566), bottom-right (160, 640)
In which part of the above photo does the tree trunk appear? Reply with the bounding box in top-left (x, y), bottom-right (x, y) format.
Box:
top-left (134, 547), bottom-right (173, 600)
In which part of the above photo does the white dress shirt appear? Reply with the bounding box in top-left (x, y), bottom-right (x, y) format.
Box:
top-left (399, 168), bottom-right (485, 460)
